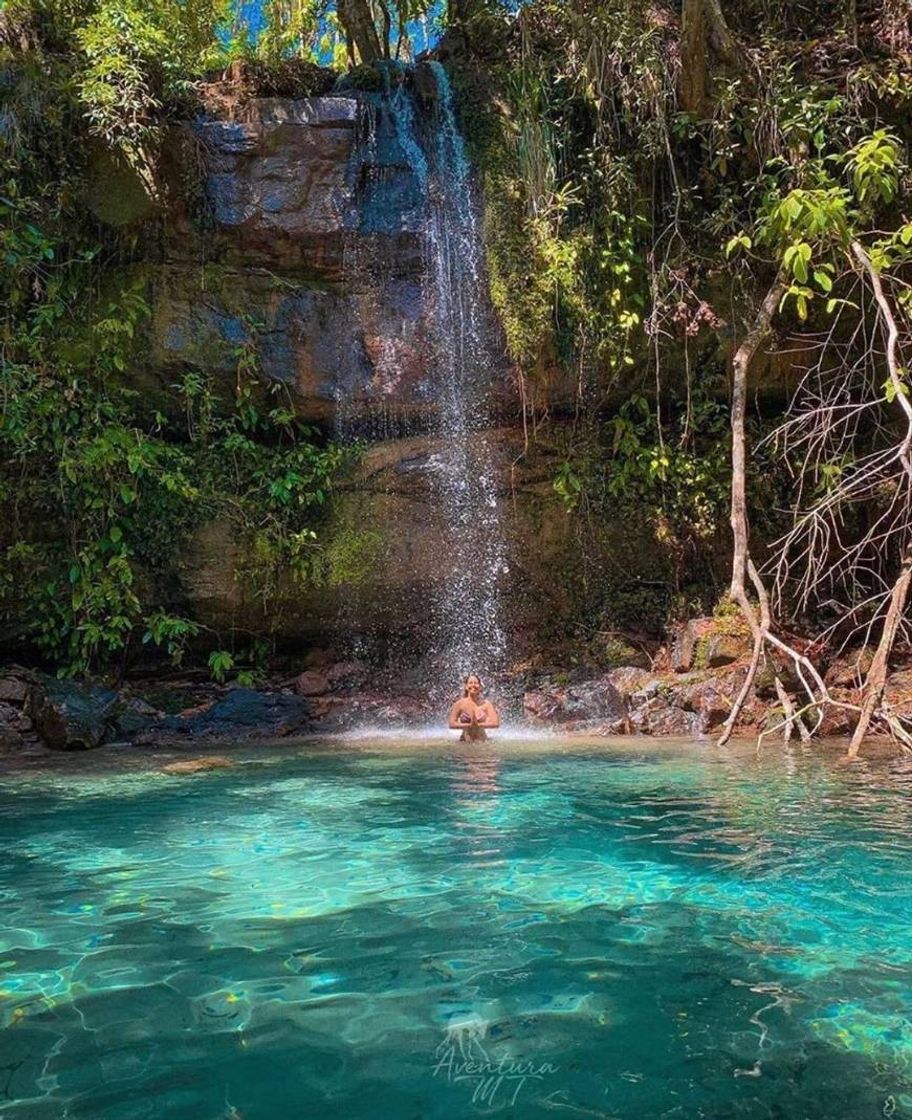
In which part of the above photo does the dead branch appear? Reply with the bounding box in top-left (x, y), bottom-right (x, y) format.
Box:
top-left (845, 241), bottom-right (912, 755)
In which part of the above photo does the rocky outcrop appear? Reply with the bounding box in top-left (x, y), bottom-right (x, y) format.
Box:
top-left (159, 688), bottom-right (314, 740)
top-left (294, 670), bottom-right (330, 696)
top-left (524, 676), bottom-right (628, 731)
top-left (25, 677), bottom-right (119, 751)
top-left (194, 98), bottom-right (362, 268)
top-left (523, 664), bottom-right (753, 738)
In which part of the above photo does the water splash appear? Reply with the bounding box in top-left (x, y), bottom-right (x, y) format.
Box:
top-left (341, 64), bottom-right (509, 697)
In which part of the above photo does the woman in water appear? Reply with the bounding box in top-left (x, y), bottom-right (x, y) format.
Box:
top-left (448, 674), bottom-right (501, 741)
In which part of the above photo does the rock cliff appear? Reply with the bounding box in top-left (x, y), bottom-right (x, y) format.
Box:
top-left (109, 81), bottom-right (663, 662)
top-left (144, 88), bottom-right (499, 427)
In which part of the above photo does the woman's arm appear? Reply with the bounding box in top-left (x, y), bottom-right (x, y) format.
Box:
top-left (476, 701), bottom-right (501, 728)
top-left (448, 700), bottom-right (473, 729)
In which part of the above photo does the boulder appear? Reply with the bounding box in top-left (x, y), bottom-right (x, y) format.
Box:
top-left (671, 620), bottom-right (700, 673)
top-left (0, 700), bottom-right (23, 740)
top-left (0, 675), bottom-right (29, 704)
top-left (310, 691), bottom-right (433, 730)
top-left (294, 670), bottom-right (330, 697)
top-left (325, 660), bottom-right (368, 690)
top-left (524, 675), bottom-right (627, 728)
top-left (676, 677), bottom-right (735, 730)
top-left (813, 707), bottom-right (855, 737)
top-left (754, 661), bottom-right (802, 700)
top-left (886, 667), bottom-right (912, 698)
top-left (605, 667), bottom-right (653, 697)
top-left (626, 685), bottom-right (702, 737)
top-left (825, 648), bottom-right (875, 689)
top-left (639, 702), bottom-right (704, 738)
top-left (885, 668), bottom-right (912, 721)
top-left (111, 696), bottom-right (165, 739)
top-left (26, 678), bottom-right (118, 750)
top-left (167, 688), bottom-right (313, 739)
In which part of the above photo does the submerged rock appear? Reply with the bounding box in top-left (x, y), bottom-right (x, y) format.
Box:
top-left (162, 756), bottom-right (234, 775)
top-left (26, 678), bottom-right (118, 750)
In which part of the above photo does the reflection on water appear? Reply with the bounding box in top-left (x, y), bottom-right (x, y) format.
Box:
top-left (450, 752), bottom-right (503, 867)
top-left (1, 740), bottom-right (912, 1119)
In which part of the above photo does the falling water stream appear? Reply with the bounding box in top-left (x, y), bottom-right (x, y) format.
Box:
top-left (340, 64), bottom-right (508, 692)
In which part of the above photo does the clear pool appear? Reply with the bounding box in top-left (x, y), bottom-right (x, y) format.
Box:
top-left (2, 737), bottom-right (912, 1118)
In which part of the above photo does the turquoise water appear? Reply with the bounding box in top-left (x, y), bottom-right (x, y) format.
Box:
top-left (2, 738), bottom-right (912, 1118)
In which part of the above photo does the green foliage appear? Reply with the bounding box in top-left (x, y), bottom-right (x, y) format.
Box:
top-left (544, 387), bottom-right (736, 635)
top-left (1, 330), bottom-right (352, 675)
top-left (458, 9), bottom-right (652, 383)
top-left (208, 649), bottom-right (234, 683)
top-left (846, 130), bottom-right (902, 208)
top-left (0, 0), bottom-right (359, 679)
top-left (143, 612), bottom-right (201, 666)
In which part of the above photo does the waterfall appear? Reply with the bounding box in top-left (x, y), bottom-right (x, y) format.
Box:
top-left (341, 63), bottom-right (509, 697)
top-left (418, 63), bottom-right (508, 688)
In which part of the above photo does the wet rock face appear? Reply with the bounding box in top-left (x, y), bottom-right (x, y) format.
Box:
top-left (144, 93), bottom-right (444, 425)
top-left (196, 98), bottom-right (359, 259)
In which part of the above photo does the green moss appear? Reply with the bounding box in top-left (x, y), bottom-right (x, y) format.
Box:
top-left (693, 637), bottom-right (711, 672)
top-left (602, 638), bottom-right (650, 669)
top-left (320, 500), bottom-right (387, 588)
top-left (84, 142), bottom-right (158, 226)
top-left (336, 63), bottom-right (384, 91)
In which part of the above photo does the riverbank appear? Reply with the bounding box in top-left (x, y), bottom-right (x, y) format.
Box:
top-left (2, 646), bottom-right (910, 760)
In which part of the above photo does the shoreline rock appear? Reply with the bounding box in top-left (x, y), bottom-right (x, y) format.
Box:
top-left (2, 646), bottom-right (910, 756)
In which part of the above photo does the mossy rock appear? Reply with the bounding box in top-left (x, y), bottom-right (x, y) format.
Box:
top-left (597, 637), bottom-right (651, 670)
top-left (697, 632), bottom-right (751, 669)
top-left (84, 142), bottom-right (157, 227)
top-left (336, 64), bottom-right (385, 92)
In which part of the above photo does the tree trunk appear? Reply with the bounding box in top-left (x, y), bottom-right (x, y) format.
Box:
top-left (680, 0), bottom-right (743, 115)
top-left (375, 0), bottom-right (392, 59)
top-left (704, 0), bottom-right (741, 67)
top-left (337, 0), bottom-right (382, 65)
top-left (680, 0), bottom-right (707, 114)
top-left (729, 274), bottom-right (786, 607)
